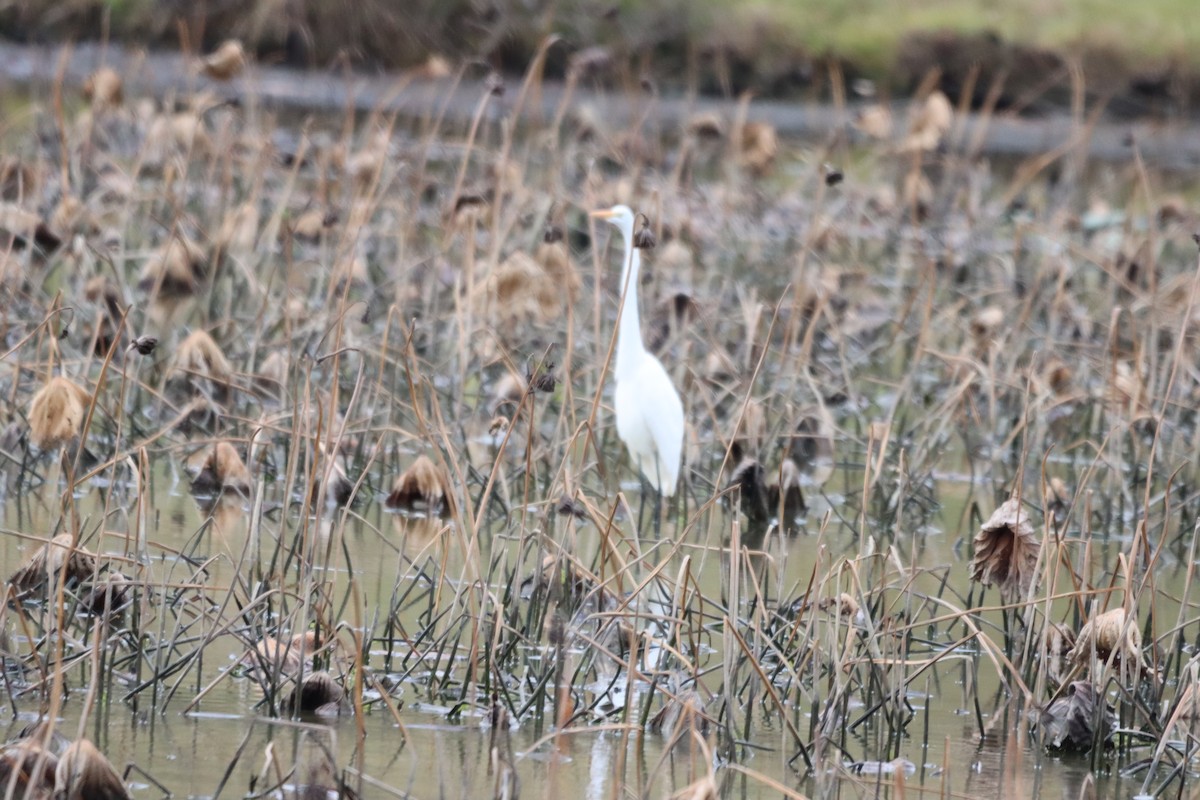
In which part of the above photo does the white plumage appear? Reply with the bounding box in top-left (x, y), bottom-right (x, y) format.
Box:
top-left (591, 205), bottom-right (685, 496)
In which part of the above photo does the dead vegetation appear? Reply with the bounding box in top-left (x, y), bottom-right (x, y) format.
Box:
top-left (0, 37), bottom-right (1198, 800)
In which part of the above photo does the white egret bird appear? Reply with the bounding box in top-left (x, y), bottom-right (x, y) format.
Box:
top-left (590, 205), bottom-right (685, 500)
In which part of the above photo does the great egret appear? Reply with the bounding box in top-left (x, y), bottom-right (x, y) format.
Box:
top-left (590, 205), bottom-right (685, 500)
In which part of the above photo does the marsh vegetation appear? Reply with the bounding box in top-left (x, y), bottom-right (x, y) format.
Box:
top-left (2, 43), bottom-right (1200, 799)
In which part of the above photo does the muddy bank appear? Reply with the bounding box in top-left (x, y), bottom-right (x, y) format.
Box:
top-left (2, 41), bottom-right (1199, 169)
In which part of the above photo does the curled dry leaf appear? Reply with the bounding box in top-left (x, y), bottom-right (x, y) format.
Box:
top-left (1068, 606), bottom-right (1142, 669)
top-left (970, 305), bottom-right (1005, 348)
top-left (139, 234), bottom-right (207, 299)
top-left (27, 376), bottom-right (91, 450)
top-left (818, 592), bottom-right (860, 620)
top-left (855, 104), bottom-right (893, 140)
top-left (285, 671), bottom-right (349, 717)
top-left (520, 554), bottom-right (593, 601)
top-left (0, 737), bottom-right (58, 797)
top-left (969, 498), bottom-right (1041, 602)
top-left (1041, 621), bottom-right (1076, 688)
top-left (83, 572), bottom-right (132, 618)
top-left (768, 458), bottom-right (807, 527)
top-left (902, 90), bottom-right (953, 152)
top-left (472, 251), bottom-right (568, 333)
top-left (1039, 681), bottom-right (1114, 752)
top-left (245, 630), bottom-right (320, 678)
top-left (687, 112), bottom-right (724, 140)
top-left (200, 40), bottom-right (247, 81)
top-left (56, 738), bottom-right (130, 800)
top-left (168, 330), bottom-right (234, 402)
top-left (737, 121), bottom-right (778, 177)
top-left (190, 442), bottom-right (252, 496)
top-left (83, 67), bottom-right (123, 111)
top-left (9, 533), bottom-right (97, 594)
top-left (387, 454), bottom-right (456, 517)
top-left (650, 688), bottom-right (710, 748)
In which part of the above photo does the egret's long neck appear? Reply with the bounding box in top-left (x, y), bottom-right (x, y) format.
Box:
top-left (615, 235), bottom-right (646, 380)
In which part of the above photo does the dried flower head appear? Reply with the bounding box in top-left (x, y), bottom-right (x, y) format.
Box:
top-left (969, 498), bottom-right (1041, 602)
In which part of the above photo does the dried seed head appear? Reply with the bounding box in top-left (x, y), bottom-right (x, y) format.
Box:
top-left (823, 164), bottom-right (844, 186)
top-left (129, 336), bottom-right (158, 355)
top-left (486, 72), bottom-right (505, 96)
top-left (527, 361), bottom-right (558, 393)
top-left (542, 223), bottom-right (564, 244)
top-left (556, 494), bottom-right (588, 519)
top-left (633, 216), bottom-right (657, 250)
top-left (969, 498), bottom-right (1041, 602)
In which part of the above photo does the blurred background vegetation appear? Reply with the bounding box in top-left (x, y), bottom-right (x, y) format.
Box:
top-left (0, 0), bottom-right (1194, 111)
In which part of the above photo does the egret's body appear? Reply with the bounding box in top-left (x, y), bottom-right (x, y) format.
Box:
top-left (592, 205), bottom-right (684, 497)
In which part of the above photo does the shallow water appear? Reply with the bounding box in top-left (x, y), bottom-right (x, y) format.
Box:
top-left (4, 439), bottom-right (1191, 799)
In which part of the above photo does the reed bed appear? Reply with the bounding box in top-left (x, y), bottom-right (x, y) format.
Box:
top-left (0, 46), bottom-right (1199, 799)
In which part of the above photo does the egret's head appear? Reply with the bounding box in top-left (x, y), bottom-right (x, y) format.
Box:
top-left (589, 204), bottom-right (636, 238)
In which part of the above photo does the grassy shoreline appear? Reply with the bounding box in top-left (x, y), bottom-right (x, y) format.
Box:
top-left (0, 0), bottom-right (1196, 111)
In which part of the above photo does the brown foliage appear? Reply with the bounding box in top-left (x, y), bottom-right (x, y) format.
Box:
top-left (970, 498), bottom-right (1041, 602)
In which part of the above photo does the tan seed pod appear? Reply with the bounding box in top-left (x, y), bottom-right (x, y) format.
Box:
top-left (9, 533), bottom-right (98, 594)
top-left (969, 498), bottom-right (1041, 602)
top-left (27, 376), bottom-right (91, 451)
top-left (55, 738), bottom-right (130, 800)
top-left (386, 455), bottom-right (455, 517)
